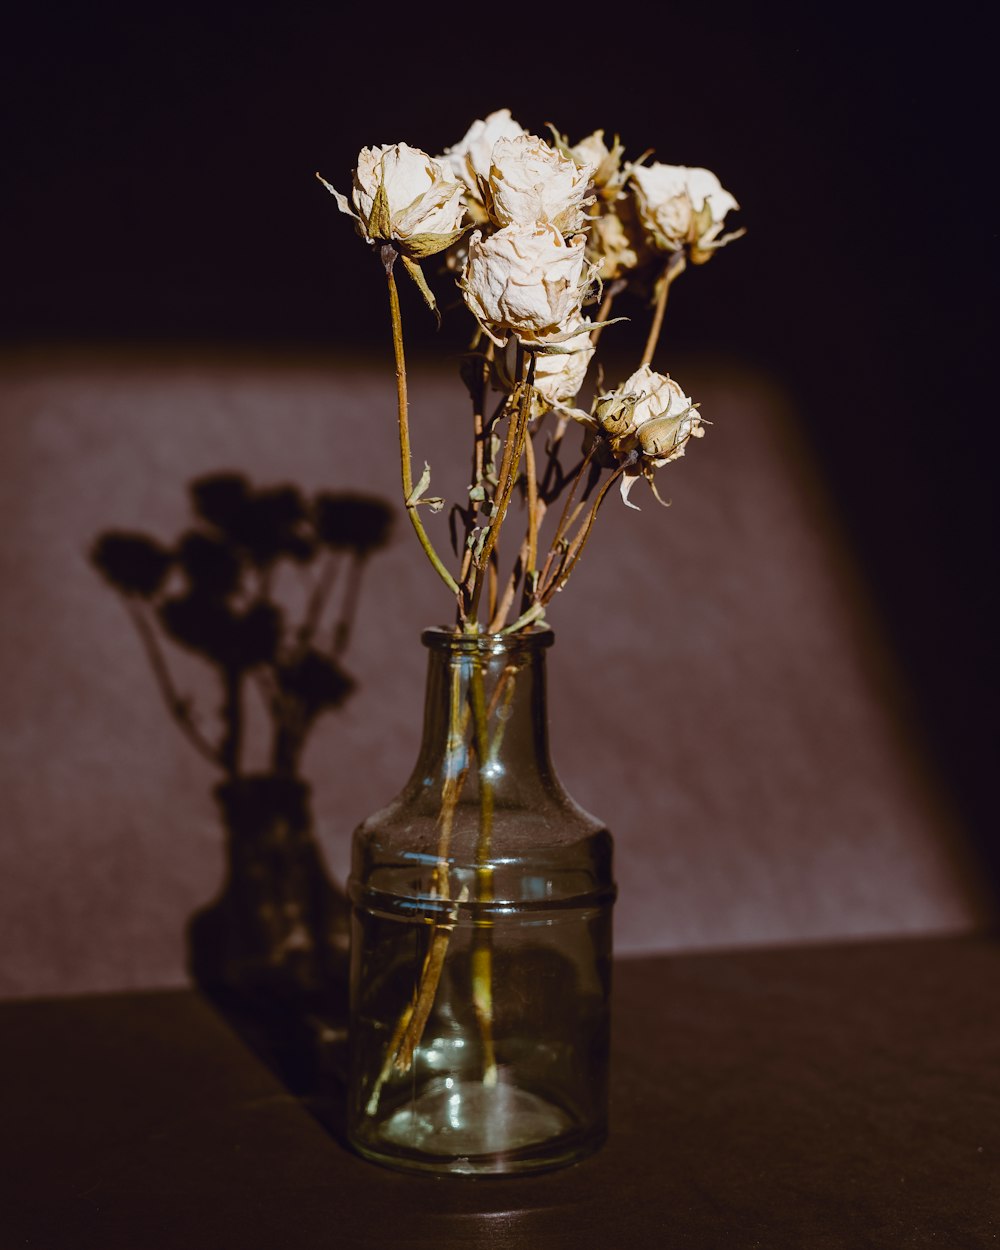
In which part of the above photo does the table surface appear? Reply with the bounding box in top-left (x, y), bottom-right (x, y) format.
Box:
top-left (3, 933), bottom-right (998, 1250)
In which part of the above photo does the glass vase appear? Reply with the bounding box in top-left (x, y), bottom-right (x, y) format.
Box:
top-left (346, 626), bottom-right (616, 1175)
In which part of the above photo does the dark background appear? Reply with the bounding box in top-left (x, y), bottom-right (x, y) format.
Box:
top-left (3, 2), bottom-right (996, 882)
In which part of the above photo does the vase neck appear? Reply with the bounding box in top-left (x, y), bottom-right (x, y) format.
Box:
top-left (409, 627), bottom-right (556, 802)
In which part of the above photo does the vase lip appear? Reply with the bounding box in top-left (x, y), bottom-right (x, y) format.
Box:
top-left (421, 624), bottom-right (554, 654)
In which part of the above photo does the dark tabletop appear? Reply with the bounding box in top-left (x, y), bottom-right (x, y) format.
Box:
top-left (3, 933), bottom-right (998, 1249)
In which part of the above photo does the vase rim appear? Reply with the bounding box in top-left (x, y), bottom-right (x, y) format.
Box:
top-left (421, 624), bottom-right (554, 654)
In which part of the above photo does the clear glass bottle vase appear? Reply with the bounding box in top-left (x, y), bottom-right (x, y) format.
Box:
top-left (347, 626), bottom-right (616, 1175)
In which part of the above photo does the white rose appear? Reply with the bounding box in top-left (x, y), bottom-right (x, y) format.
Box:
top-left (440, 108), bottom-right (527, 221)
top-left (593, 365), bottom-right (704, 508)
top-left (318, 143), bottom-right (466, 258)
top-left (485, 134), bottom-right (595, 233)
top-left (629, 162), bottom-right (741, 261)
top-left (533, 322), bottom-right (596, 407)
top-left (460, 224), bottom-right (594, 347)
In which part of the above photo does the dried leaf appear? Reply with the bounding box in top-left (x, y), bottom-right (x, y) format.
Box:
top-left (403, 227), bottom-right (467, 259)
top-left (406, 461), bottom-right (444, 513)
top-left (400, 255), bottom-right (441, 327)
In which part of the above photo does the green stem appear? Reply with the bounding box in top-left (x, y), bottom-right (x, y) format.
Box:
top-left (640, 253), bottom-right (687, 369)
top-left (501, 600), bottom-right (547, 635)
top-left (367, 662), bottom-right (468, 1107)
top-left (469, 656), bottom-right (498, 1086)
top-left (522, 426), bottom-right (539, 600)
top-left (468, 351), bottom-right (535, 625)
top-left (386, 262), bottom-right (461, 600)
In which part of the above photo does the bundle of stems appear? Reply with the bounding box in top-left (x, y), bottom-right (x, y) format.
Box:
top-left (367, 246), bottom-right (683, 1103)
top-left (386, 247), bottom-right (687, 640)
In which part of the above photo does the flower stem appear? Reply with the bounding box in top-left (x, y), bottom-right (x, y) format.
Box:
top-left (386, 262), bottom-right (461, 601)
top-left (540, 462), bottom-right (628, 603)
top-left (366, 654), bottom-right (521, 1106)
top-left (367, 663), bottom-right (467, 1108)
top-left (501, 600), bottom-right (546, 635)
top-left (469, 657), bottom-right (498, 1086)
top-left (458, 344), bottom-right (495, 612)
top-left (640, 253), bottom-right (687, 369)
top-left (488, 424), bottom-right (542, 632)
top-left (523, 427), bottom-right (539, 591)
top-left (468, 350), bottom-right (535, 625)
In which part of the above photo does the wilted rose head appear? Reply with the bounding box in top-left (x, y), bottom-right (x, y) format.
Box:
top-left (484, 134), bottom-right (595, 234)
top-left (318, 143), bottom-right (467, 259)
top-left (459, 223), bottom-right (596, 347)
top-left (629, 162), bottom-right (743, 262)
top-left (591, 365), bottom-right (704, 507)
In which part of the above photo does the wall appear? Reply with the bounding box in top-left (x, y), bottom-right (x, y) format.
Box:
top-left (0, 345), bottom-right (988, 997)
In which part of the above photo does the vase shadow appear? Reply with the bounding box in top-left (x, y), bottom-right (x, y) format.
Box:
top-left (91, 469), bottom-right (397, 1142)
top-left (187, 773), bottom-right (351, 1120)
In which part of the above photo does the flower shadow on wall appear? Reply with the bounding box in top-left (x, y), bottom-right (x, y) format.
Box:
top-left (91, 472), bottom-right (394, 1099)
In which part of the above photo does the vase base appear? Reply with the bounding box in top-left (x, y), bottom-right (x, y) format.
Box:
top-left (350, 1075), bottom-right (603, 1176)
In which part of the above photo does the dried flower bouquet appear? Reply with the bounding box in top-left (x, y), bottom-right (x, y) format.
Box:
top-left (319, 109), bottom-right (742, 1137)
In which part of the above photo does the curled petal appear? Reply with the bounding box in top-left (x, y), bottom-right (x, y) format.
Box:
top-left (619, 470), bottom-right (642, 510)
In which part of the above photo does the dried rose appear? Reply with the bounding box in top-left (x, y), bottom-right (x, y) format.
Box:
top-left (592, 365), bottom-right (704, 507)
top-left (460, 224), bottom-right (595, 347)
top-left (485, 134), bottom-right (595, 234)
top-left (629, 162), bottom-right (743, 263)
top-left (317, 143), bottom-right (466, 258)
